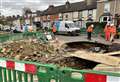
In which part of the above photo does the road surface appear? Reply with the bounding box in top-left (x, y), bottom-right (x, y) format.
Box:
top-left (55, 35), bottom-right (112, 45)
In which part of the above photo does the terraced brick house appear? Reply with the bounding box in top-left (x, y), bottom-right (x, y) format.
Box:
top-left (34, 0), bottom-right (97, 22)
top-left (97, 0), bottom-right (120, 26)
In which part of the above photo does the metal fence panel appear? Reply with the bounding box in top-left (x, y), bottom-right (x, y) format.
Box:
top-left (0, 58), bottom-right (119, 82)
top-left (0, 32), bottom-right (51, 43)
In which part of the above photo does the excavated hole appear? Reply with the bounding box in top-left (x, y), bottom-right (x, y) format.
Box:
top-left (65, 42), bottom-right (109, 53)
top-left (53, 57), bottom-right (98, 70)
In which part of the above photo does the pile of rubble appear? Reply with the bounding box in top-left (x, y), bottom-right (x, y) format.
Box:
top-left (0, 38), bottom-right (98, 69)
top-left (0, 39), bottom-right (64, 62)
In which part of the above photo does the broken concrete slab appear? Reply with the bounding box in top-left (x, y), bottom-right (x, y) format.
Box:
top-left (93, 64), bottom-right (120, 73)
top-left (70, 50), bottom-right (120, 66)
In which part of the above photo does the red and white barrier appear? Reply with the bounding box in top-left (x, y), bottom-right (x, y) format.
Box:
top-left (0, 60), bottom-right (6, 68)
top-left (0, 59), bottom-right (119, 81)
top-left (84, 73), bottom-right (120, 82)
top-left (0, 60), bottom-right (37, 74)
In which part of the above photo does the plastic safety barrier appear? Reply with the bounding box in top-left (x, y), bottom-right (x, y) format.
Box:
top-left (0, 58), bottom-right (119, 82)
top-left (0, 32), bottom-right (53, 43)
top-left (58, 68), bottom-right (120, 82)
top-left (0, 58), bottom-right (58, 82)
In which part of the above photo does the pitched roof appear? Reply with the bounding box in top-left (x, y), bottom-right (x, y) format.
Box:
top-left (41, 0), bottom-right (97, 15)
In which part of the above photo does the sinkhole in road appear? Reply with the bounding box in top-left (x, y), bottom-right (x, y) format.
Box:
top-left (51, 41), bottom-right (111, 70)
top-left (48, 41), bottom-right (109, 70)
top-left (64, 41), bottom-right (109, 53)
top-left (54, 56), bottom-right (98, 70)
top-left (55, 41), bottom-right (120, 70)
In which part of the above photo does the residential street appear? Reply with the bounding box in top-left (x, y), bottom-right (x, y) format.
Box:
top-left (0, 0), bottom-right (120, 81)
top-left (56, 35), bottom-right (112, 45)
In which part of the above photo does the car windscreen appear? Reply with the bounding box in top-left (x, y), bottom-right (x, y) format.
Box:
top-left (66, 23), bottom-right (75, 28)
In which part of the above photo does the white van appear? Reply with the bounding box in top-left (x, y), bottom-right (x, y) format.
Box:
top-left (54, 21), bottom-right (80, 35)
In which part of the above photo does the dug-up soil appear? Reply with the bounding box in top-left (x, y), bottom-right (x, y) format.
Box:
top-left (0, 39), bottom-right (98, 70)
top-left (0, 38), bottom-right (120, 71)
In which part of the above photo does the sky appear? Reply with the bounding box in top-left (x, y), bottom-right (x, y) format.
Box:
top-left (0, 0), bottom-right (83, 16)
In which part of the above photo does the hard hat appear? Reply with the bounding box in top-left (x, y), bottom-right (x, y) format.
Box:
top-left (111, 23), bottom-right (114, 26)
top-left (91, 24), bottom-right (94, 27)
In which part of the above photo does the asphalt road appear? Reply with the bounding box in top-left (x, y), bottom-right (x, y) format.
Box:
top-left (55, 35), bottom-right (112, 45)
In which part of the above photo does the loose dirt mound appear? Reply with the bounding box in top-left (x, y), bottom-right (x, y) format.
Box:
top-left (0, 39), bottom-right (64, 61)
top-left (0, 39), bottom-right (98, 69)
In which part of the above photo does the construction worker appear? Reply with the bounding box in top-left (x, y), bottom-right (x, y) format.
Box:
top-left (87, 24), bottom-right (94, 40)
top-left (104, 23), bottom-right (111, 41)
top-left (52, 24), bottom-right (56, 34)
top-left (28, 25), bottom-right (33, 32)
top-left (110, 24), bottom-right (116, 42)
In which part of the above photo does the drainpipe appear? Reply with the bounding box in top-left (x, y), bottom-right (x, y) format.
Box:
top-left (113, 0), bottom-right (117, 24)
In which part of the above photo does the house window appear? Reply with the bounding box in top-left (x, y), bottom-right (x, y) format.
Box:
top-left (65, 14), bottom-right (68, 21)
top-left (88, 10), bottom-right (93, 15)
top-left (104, 2), bottom-right (110, 12)
top-left (66, 14), bottom-right (68, 18)
top-left (82, 10), bottom-right (88, 20)
top-left (79, 12), bottom-right (82, 19)
top-left (59, 13), bottom-right (62, 20)
top-left (93, 9), bottom-right (96, 20)
top-left (88, 10), bottom-right (93, 19)
top-left (103, 17), bottom-right (108, 21)
top-left (47, 15), bottom-right (50, 20)
top-left (108, 17), bottom-right (112, 21)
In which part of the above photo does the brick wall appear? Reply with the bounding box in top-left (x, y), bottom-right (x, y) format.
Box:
top-left (97, 0), bottom-right (120, 21)
top-left (96, 2), bottom-right (104, 21)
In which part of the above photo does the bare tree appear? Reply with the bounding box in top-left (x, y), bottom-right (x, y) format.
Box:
top-left (22, 7), bottom-right (32, 15)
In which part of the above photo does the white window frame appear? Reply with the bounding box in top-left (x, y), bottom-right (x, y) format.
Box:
top-left (104, 2), bottom-right (110, 13)
top-left (79, 11), bottom-right (82, 19)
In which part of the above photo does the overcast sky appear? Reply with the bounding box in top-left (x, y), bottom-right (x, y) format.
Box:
top-left (0, 0), bottom-right (83, 16)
